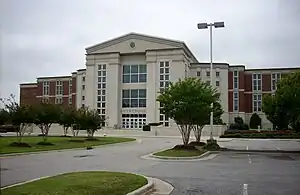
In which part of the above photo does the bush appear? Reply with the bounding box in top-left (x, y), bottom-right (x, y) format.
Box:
top-left (173, 144), bottom-right (197, 150)
top-left (204, 142), bottom-right (220, 151)
top-left (86, 146), bottom-right (93, 150)
top-left (9, 142), bottom-right (31, 147)
top-left (234, 117), bottom-right (244, 125)
top-left (37, 141), bottom-right (54, 146)
top-left (229, 123), bottom-right (249, 130)
top-left (249, 113), bottom-right (262, 129)
top-left (142, 125), bottom-right (151, 131)
top-left (148, 122), bottom-right (161, 126)
top-left (188, 141), bottom-right (206, 146)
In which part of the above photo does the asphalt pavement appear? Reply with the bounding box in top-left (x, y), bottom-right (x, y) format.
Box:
top-left (1, 137), bottom-right (300, 195)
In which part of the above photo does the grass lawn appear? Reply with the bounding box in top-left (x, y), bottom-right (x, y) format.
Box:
top-left (0, 136), bottom-right (135, 155)
top-left (153, 148), bottom-right (206, 157)
top-left (1, 171), bottom-right (148, 195)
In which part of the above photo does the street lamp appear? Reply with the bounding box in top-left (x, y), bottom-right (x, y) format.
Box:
top-left (197, 21), bottom-right (225, 140)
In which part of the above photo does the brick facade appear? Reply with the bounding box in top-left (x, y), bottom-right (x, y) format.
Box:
top-left (19, 84), bottom-right (38, 106)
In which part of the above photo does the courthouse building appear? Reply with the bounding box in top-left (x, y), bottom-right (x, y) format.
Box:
top-left (20, 33), bottom-right (299, 129)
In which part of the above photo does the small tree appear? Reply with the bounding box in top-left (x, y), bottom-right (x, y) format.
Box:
top-left (58, 106), bottom-right (76, 136)
top-left (33, 103), bottom-right (61, 141)
top-left (74, 108), bottom-right (104, 139)
top-left (157, 77), bottom-right (219, 146)
top-left (0, 95), bottom-right (34, 143)
top-left (249, 113), bottom-right (262, 129)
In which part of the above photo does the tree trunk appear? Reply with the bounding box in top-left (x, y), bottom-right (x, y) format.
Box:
top-left (43, 124), bottom-right (52, 142)
top-left (177, 124), bottom-right (192, 146)
top-left (63, 126), bottom-right (69, 136)
top-left (193, 125), bottom-right (204, 143)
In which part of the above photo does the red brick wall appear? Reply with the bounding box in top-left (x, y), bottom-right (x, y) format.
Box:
top-left (244, 74), bottom-right (252, 92)
top-left (228, 71), bottom-right (233, 89)
top-left (37, 82), bottom-right (43, 96)
top-left (228, 91), bottom-right (233, 112)
top-left (72, 77), bottom-right (76, 93)
top-left (50, 81), bottom-right (55, 95)
top-left (20, 86), bottom-right (38, 106)
top-left (239, 71), bottom-right (245, 89)
top-left (239, 91), bottom-right (245, 112)
top-left (63, 81), bottom-right (69, 95)
top-left (262, 74), bottom-right (271, 91)
top-left (244, 93), bottom-right (252, 113)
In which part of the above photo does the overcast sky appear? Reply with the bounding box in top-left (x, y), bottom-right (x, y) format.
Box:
top-left (1, 0), bottom-right (300, 102)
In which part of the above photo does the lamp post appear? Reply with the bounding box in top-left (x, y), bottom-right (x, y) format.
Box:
top-left (197, 22), bottom-right (225, 140)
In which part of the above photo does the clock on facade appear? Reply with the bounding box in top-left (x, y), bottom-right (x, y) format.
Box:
top-left (129, 41), bottom-right (135, 48)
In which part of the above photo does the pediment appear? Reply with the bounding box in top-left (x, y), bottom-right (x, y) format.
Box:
top-left (85, 33), bottom-right (198, 62)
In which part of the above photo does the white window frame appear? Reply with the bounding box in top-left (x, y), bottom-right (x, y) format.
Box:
top-left (69, 80), bottom-right (72, 94)
top-left (43, 81), bottom-right (49, 96)
top-left (233, 91), bottom-right (239, 112)
top-left (271, 72), bottom-right (281, 91)
top-left (122, 89), bottom-right (147, 108)
top-left (68, 96), bottom-right (72, 104)
top-left (252, 73), bottom-right (262, 91)
top-left (122, 64), bottom-right (147, 83)
top-left (56, 80), bottom-right (63, 95)
top-left (159, 61), bottom-right (170, 127)
top-left (55, 96), bottom-right (62, 104)
top-left (233, 70), bottom-right (239, 89)
top-left (253, 94), bottom-right (262, 112)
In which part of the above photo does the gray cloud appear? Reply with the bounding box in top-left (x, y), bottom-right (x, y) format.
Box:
top-left (1, 0), bottom-right (300, 102)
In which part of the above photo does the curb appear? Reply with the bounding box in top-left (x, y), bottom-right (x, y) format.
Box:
top-left (1, 171), bottom-right (154, 195)
top-left (0, 139), bottom-right (137, 157)
top-left (151, 151), bottom-right (212, 160)
top-left (223, 149), bottom-right (300, 153)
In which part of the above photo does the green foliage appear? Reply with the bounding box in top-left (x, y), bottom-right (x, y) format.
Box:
top-left (32, 103), bottom-right (61, 141)
top-left (58, 106), bottom-right (76, 136)
top-left (262, 71), bottom-right (300, 131)
top-left (0, 109), bottom-right (10, 125)
top-left (229, 117), bottom-right (249, 130)
top-left (249, 113), bottom-right (262, 129)
top-left (212, 102), bottom-right (224, 125)
top-left (142, 125), bottom-right (151, 131)
top-left (0, 94), bottom-right (35, 143)
top-left (73, 108), bottom-right (104, 138)
top-left (157, 77), bottom-right (222, 145)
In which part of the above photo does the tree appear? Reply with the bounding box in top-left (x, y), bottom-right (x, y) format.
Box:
top-left (74, 108), bottom-right (104, 139)
top-left (58, 106), bottom-right (76, 136)
top-left (249, 113), bottom-right (261, 129)
top-left (0, 108), bottom-right (10, 125)
top-left (33, 103), bottom-right (61, 141)
top-left (157, 77), bottom-right (220, 146)
top-left (262, 71), bottom-right (300, 131)
top-left (0, 95), bottom-right (34, 143)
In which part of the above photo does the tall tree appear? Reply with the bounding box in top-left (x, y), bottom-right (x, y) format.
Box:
top-left (263, 71), bottom-right (300, 131)
top-left (157, 77), bottom-right (220, 146)
top-left (0, 108), bottom-right (10, 125)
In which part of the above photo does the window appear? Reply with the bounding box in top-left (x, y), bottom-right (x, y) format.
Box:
top-left (122, 89), bottom-right (147, 108)
top-left (69, 80), bottom-right (72, 94)
top-left (43, 81), bottom-right (49, 96)
top-left (216, 71), bottom-right (220, 77)
top-left (82, 76), bottom-right (85, 82)
top-left (122, 64), bottom-right (147, 83)
top-left (197, 71), bottom-right (201, 77)
top-left (68, 96), bottom-right (72, 104)
top-left (233, 92), bottom-right (239, 112)
top-left (233, 71), bottom-right (238, 89)
top-left (206, 71), bottom-right (210, 77)
top-left (55, 97), bottom-right (62, 104)
top-left (56, 80), bottom-right (63, 95)
top-left (159, 61), bottom-right (170, 127)
top-left (82, 85), bottom-right (85, 90)
top-left (271, 73), bottom-right (281, 91)
top-left (253, 94), bottom-right (262, 112)
top-left (82, 96), bottom-right (85, 100)
top-left (216, 81), bottom-right (220, 86)
top-left (252, 73), bottom-right (262, 91)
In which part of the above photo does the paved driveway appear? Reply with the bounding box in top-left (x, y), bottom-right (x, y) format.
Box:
top-left (1, 137), bottom-right (300, 195)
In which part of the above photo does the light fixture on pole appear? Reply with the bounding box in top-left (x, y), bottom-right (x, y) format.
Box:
top-left (197, 21), bottom-right (225, 140)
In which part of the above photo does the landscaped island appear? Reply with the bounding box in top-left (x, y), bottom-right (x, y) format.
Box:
top-left (0, 136), bottom-right (135, 155)
top-left (1, 171), bottom-right (148, 195)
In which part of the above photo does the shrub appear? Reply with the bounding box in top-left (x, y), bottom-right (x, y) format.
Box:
top-left (148, 122), bottom-right (161, 126)
top-left (188, 141), bottom-right (206, 146)
top-left (37, 141), bottom-right (54, 146)
top-left (234, 117), bottom-right (244, 125)
top-left (173, 145), bottom-right (197, 150)
top-left (143, 125), bottom-right (151, 131)
top-left (204, 142), bottom-right (220, 151)
top-left (9, 142), bottom-right (31, 147)
top-left (249, 113), bottom-right (262, 129)
top-left (86, 146), bottom-right (93, 150)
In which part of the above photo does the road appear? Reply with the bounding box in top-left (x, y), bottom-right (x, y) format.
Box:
top-left (1, 137), bottom-right (300, 194)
